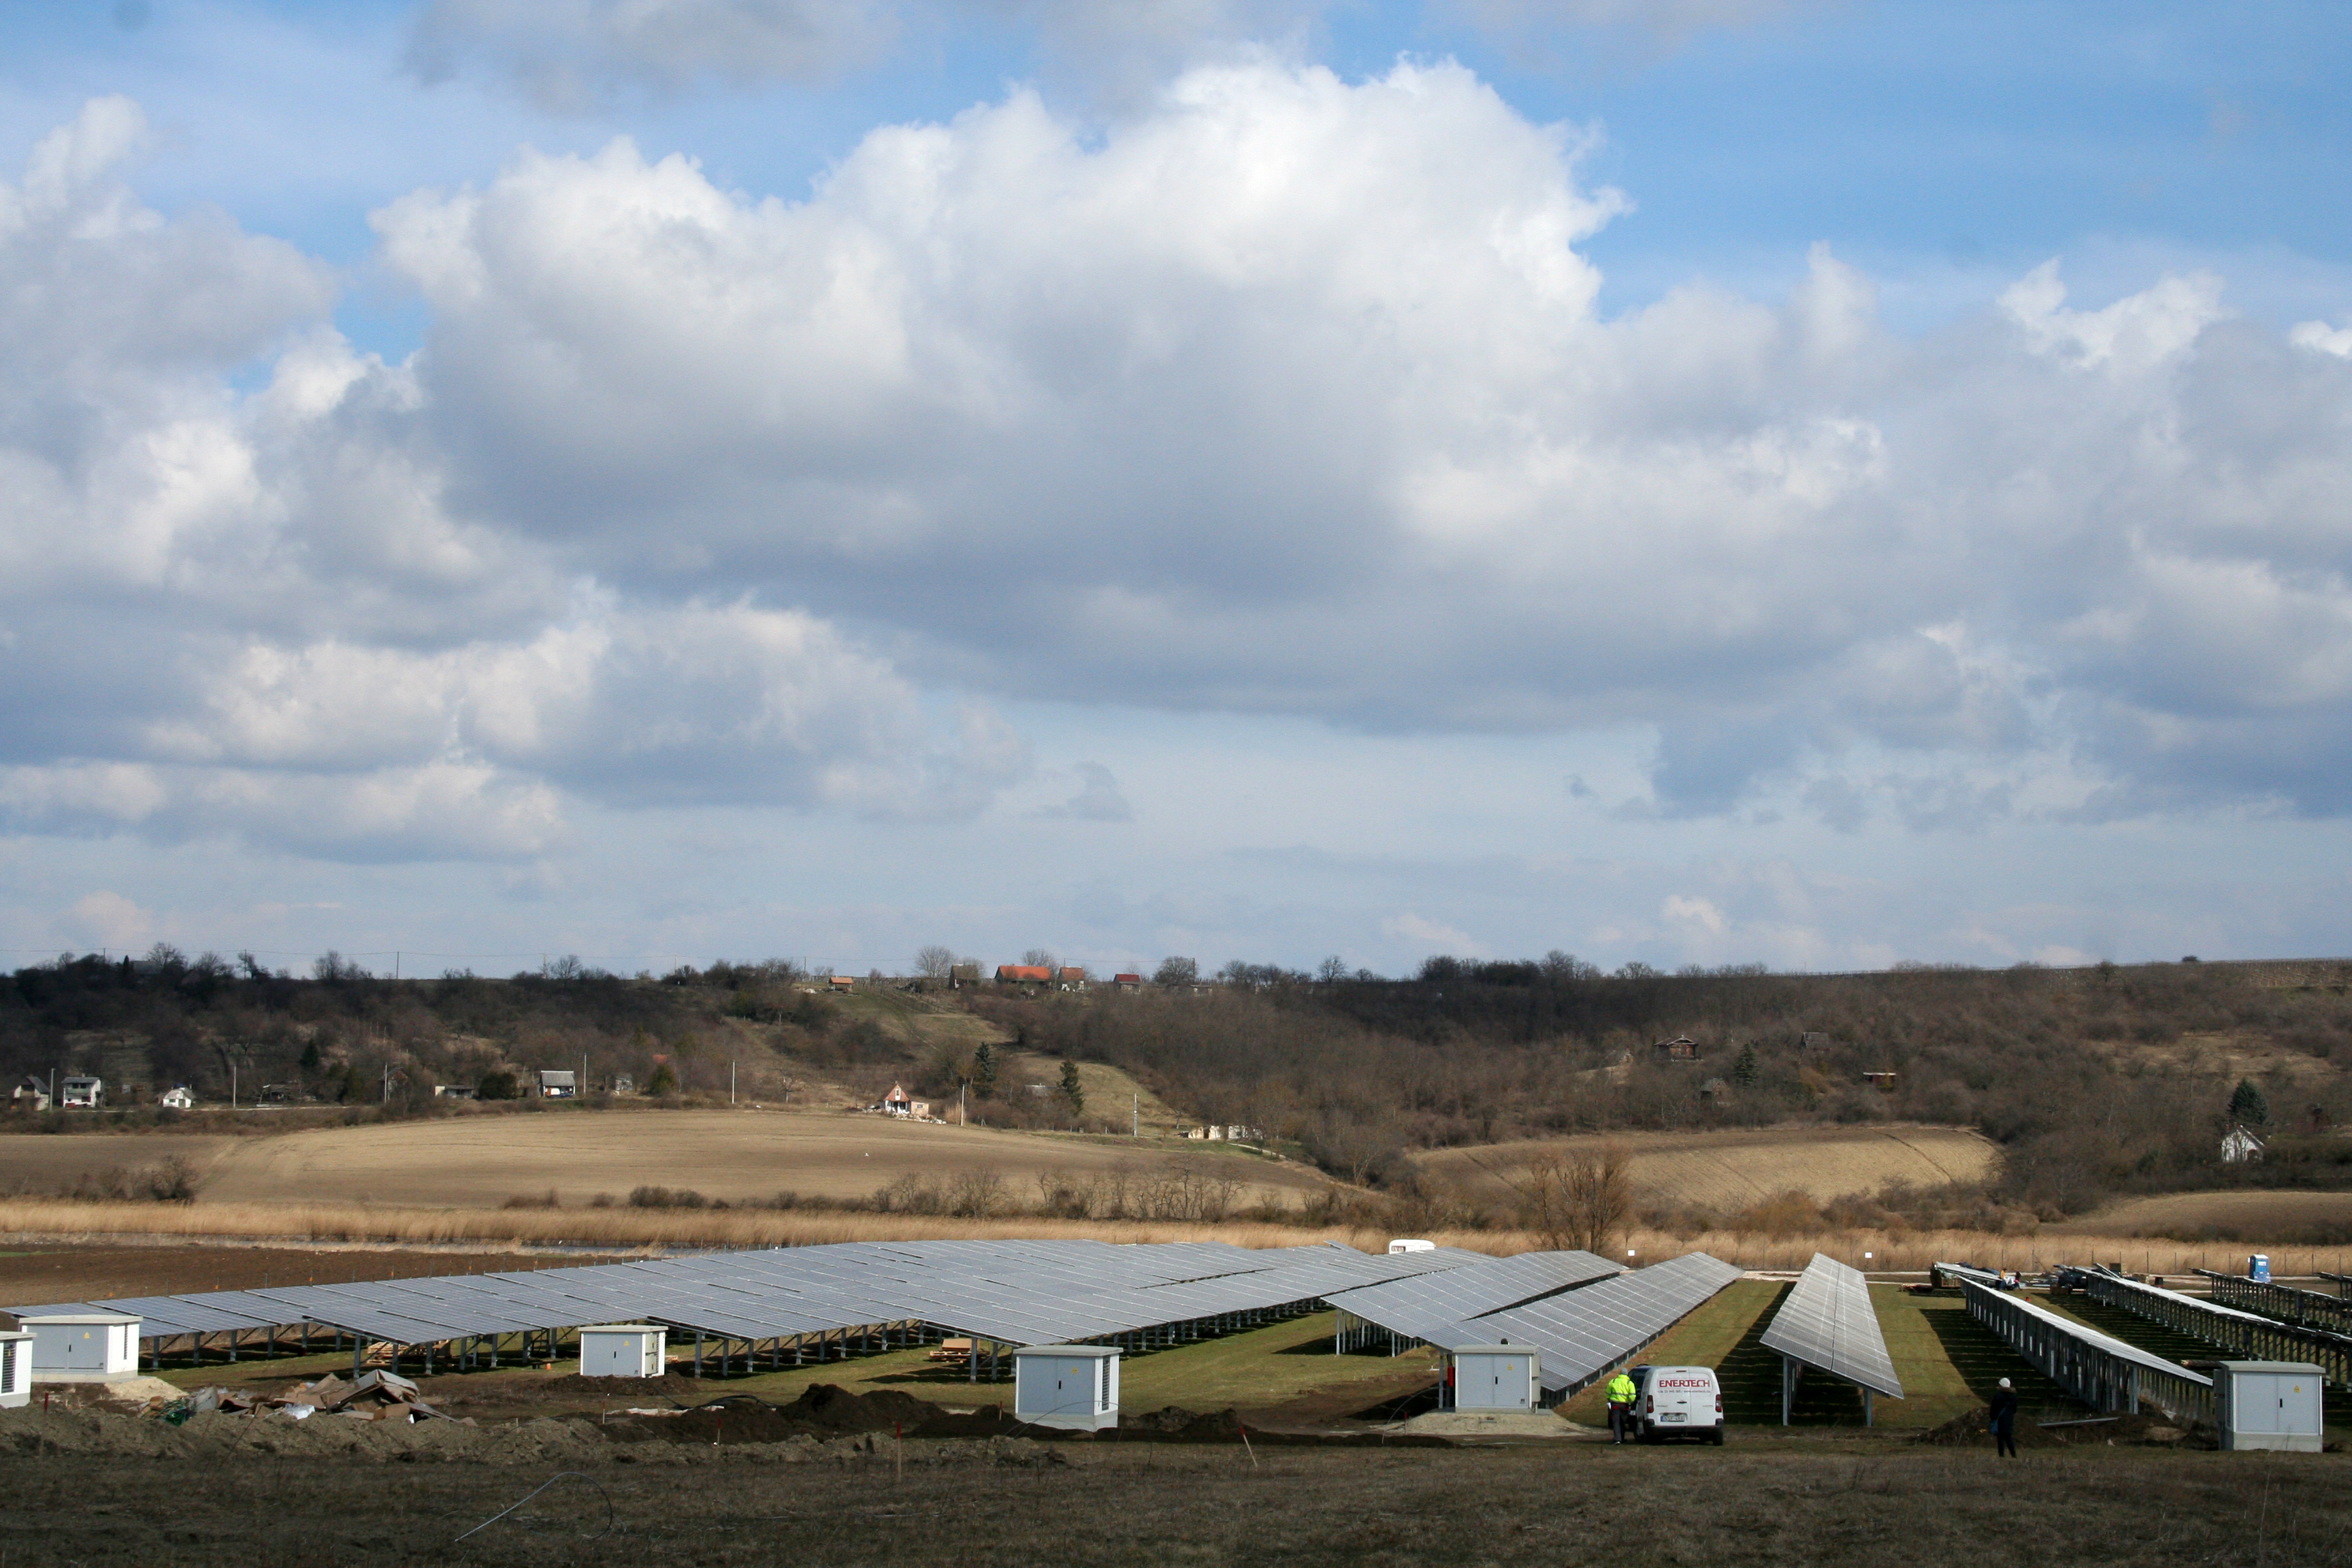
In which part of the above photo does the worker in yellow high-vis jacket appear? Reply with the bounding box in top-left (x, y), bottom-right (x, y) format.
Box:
top-left (1606, 1369), bottom-right (1639, 1445)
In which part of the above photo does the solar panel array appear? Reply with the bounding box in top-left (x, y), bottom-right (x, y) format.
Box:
top-left (1324, 1250), bottom-right (1621, 1344)
top-left (5, 1238), bottom-right (1478, 1352)
top-left (1758, 1252), bottom-right (1901, 1399)
top-left (1331, 1250), bottom-right (1743, 1393)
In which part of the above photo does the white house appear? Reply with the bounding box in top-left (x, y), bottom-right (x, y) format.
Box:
top-left (60, 1075), bottom-right (101, 1109)
top-left (12, 1077), bottom-right (50, 1112)
top-left (2221, 1126), bottom-right (2266, 1163)
top-left (159, 1086), bottom-right (195, 1110)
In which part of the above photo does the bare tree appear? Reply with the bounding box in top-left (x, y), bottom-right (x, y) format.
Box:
top-left (914, 945), bottom-right (957, 979)
top-left (1022, 948), bottom-right (1057, 970)
top-left (1153, 956), bottom-right (1198, 986)
top-left (1509, 1145), bottom-right (1633, 1256)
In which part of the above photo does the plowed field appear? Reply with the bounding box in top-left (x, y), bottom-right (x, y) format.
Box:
top-left (1416, 1124), bottom-right (1998, 1209)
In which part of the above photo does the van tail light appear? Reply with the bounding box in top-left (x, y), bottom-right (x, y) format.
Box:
top-left (1715, 1394), bottom-right (1724, 1415)
top-left (1644, 1396), bottom-right (1654, 1414)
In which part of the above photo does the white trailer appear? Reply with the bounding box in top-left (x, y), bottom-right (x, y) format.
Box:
top-left (578, 1324), bottom-right (666, 1377)
top-left (1448, 1344), bottom-right (1541, 1410)
top-left (1011, 1344), bottom-right (1121, 1431)
top-left (21, 1312), bottom-right (142, 1379)
top-left (2215, 1360), bottom-right (2325, 1453)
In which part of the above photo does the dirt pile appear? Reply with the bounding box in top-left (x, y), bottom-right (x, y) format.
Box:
top-left (610, 1384), bottom-right (946, 1446)
top-left (1120, 1405), bottom-right (1245, 1439)
top-left (0, 1403), bottom-right (1064, 1468)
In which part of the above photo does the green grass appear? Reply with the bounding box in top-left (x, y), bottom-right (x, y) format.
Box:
top-left (1558, 1278), bottom-right (1780, 1423)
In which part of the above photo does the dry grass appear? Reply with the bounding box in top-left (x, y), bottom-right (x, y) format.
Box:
top-left (2046, 1188), bottom-right (2352, 1244)
top-left (3, 1195), bottom-right (2349, 1275)
top-left (11, 1109), bottom-right (1333, 1211)
top-left (1416, 1123), bottom-right (1999, 1211)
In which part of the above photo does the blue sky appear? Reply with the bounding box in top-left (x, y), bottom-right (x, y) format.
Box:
top-left (2, 0), bottom-right (2351, 977)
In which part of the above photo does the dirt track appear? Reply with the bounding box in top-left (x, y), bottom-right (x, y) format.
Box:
top-left (1416, 1124), bottom-right (1999, 1209)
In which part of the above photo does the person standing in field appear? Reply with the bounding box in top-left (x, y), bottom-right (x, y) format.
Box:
top-left (1607, 1369), bottom-right (1639, 1444)
top-left (1987, 1377), bottom-right (2019, 1458)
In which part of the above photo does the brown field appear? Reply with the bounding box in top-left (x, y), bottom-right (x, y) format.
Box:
top-left (3, 1435), bottom-right (2344, 1566)
top-left (2048, 1188), bottom-right (2352, 1245)
top-left (1416, 1123), bottom-right (2001, 1210)
top-left (3, 1196), bottom-right (2345, 1278)
top-left (0, 1109), bottom-right (1327, 1211)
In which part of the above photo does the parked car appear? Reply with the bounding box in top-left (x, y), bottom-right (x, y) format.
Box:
top-left (1629, 1364), bottom-right (1725, 1444)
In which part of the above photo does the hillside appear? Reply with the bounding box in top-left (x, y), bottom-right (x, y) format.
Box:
top-left (7, 949), bottom-right (2352, 1226)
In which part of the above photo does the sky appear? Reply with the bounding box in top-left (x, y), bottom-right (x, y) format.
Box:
top-left (2, 0), bottom-right (2351, 979)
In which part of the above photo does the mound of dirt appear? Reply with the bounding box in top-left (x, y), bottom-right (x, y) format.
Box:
top-left (613, 1384), bottom-right (947, 1446)
top-left (1915, 1411), bottom-right (2061, 1448)
top-left (1120, 1406), bottom-right (1244, 1439)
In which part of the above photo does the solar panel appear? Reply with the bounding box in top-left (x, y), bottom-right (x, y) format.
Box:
top-left (1757, 1252), bottom-right (1901, 1399)
top-left (1452, 1252), bottom-right (1744, 1392)
top-left (6, 1237), bottom-right (1492, 1353)
top-left (1326, 1251), bottom-right (1620, 1343)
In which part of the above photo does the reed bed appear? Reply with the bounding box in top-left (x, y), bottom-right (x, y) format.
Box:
top-left (1, 1196), bottom-right (2347, 1276)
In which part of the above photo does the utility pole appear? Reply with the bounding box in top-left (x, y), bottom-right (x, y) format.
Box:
top-left (730, 1060), bottom-right (736, 1105)
top-left (959, 1083), bottom-right (965, 1126)
top-left (1132, 1093), bottom-right (1139, 1138)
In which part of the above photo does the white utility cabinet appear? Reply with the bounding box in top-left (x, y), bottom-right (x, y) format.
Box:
top-left (0, 1329), bottom-right (32, 1407)
top-left (578, 1324), bottom-right (666, 1377)
top-left (1011, 1344), bottom-right (1121, 1431)
top-left (21, 1312), bottom-right (142, 1379)
top-left (2216, 1360), bottom-right (2325, 1453)
top-left (1449, 1344), bottom-right (1541, 1411)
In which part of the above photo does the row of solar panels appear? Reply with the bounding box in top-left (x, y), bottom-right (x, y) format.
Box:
top-left (1758, 1252), bottom-right (1902, 1399)
top-left (5, 1237), bottom-right (1484, 1351)
top-left (1328, 1250), bottom-right (1745, 1392)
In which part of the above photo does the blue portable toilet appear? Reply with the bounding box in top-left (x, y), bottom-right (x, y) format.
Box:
top-left (2249, 1254), bottom-right (2271, 1283)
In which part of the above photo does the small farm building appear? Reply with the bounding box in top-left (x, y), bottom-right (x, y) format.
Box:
top-left (1861, 1071), bottom-right (1898, 1092)
top-left (2221, 1126), bottom-right (2265, 1163)
top-left (159, 1085), bottom-right (195, 1110)
top-left (537, 1069), bottom-right (578, 1099)
top-left (578, 1325), bottom-right (666, 1378)
top-left (996, 964), bottom-right (1051, 985)
top-left (1011, 1344), bottom-right (1120, 1431)
top-left (949, 962), bottom-right (981, 987)
top-left (11, 1078), bottom-right (48, 1111)
top-left (1057, 967), bottom-right (1087, 989)
top-left (1113, 973), bottom-right (1143, 990)
top-left (1448, 1345), bottom-right (1541, 1411)
top-left (60, 1075), bottom-right (101, 1109)
top-left (828, 975), bottom-right (856, 992)
top-left (22, 1311), bottom-right (141, 1379)
top-left (1652, 1037), bottom-right (1700, 1062)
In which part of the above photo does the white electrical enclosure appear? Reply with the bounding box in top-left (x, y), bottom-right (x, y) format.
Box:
top-left (22, 1312), bottom-right (142, 1379)
top-left (1011, 1344), bottom-right (1121, 1431)
top-left (0, 1330), bottom-right (31, 1407)
top-left (2216, 1361), bottom-right (2325, 1453)
top-left (1450, 1345), bottom-right (1541, 1410)
top-left (578, 1324), bottom-right (666, 1377)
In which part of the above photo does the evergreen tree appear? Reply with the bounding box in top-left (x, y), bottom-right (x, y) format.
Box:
top-left (644, 1062), bottom-right (679, 1096)
top-left (1058, 1059), bottom-right (1085, 1117)
top-left (2228, 1079), bottom-right (2270, 1127)
top-left (972, 1040), bottom-right (998, 1100)
top-left (1731, 1042), bottom-right (1759, 1087)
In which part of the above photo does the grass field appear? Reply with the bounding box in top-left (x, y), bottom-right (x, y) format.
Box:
top-left (1416, 1123), bottom-right (2000, 1211)
top-left (7, 1439), bottom-right (2345, 1567)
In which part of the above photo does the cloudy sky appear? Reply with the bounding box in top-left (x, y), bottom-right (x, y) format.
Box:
top-left (3, 1), bottom-right (2349, 977)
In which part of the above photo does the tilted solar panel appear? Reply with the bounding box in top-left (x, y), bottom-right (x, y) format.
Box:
top-left (1757, 1252), bottom-right (1901, 1399)
top-left (1454, 1252), bottom-right (1744, 1392)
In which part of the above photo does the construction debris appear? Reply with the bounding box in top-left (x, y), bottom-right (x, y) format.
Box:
top-left (159, 1368), bottom-right (472, 1427)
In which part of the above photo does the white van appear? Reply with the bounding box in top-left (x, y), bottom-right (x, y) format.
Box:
top-left (1629, 1365), bottom-right (1725, 1444)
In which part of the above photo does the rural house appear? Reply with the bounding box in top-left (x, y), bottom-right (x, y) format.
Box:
top-left (949, 962), bottom-right (981, 988)
top-left (537, 1069), bottom-right (578, 1099)
top-left (2221, 1126), bottom-right (2266, 1163)
top-left (1057, 967), bottom-right (1087, 990)
top-left (1113, 973), bottom-right (1143, 991)
top-left (12, 1077), bottom-right (49, 1111)
top-left (1652, 1036), bottom-right (1701, 1062)
top-left (827, 975), bottom-right (857, 993)
top-left (1861, 1071), bottom-right (1898, 1092)
top-left (159, 1085), bottom-right (195, 1110)
top-left (996, 964), bottom-right (1052, 985)
top-left (60, 1075), bottom-right (101, 1109)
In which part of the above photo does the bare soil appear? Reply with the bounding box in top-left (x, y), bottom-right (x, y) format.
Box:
top-left (0, 1239), bottom-right (609, 1307)
top-left (2045, 1190), bottom-right (2352, 1247)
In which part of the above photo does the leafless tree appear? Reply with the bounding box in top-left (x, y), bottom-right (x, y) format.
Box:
top-left (1508, 1145), bottom-right (1632, 1256)
top-left (914, 945), bottom-right (958, 979)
